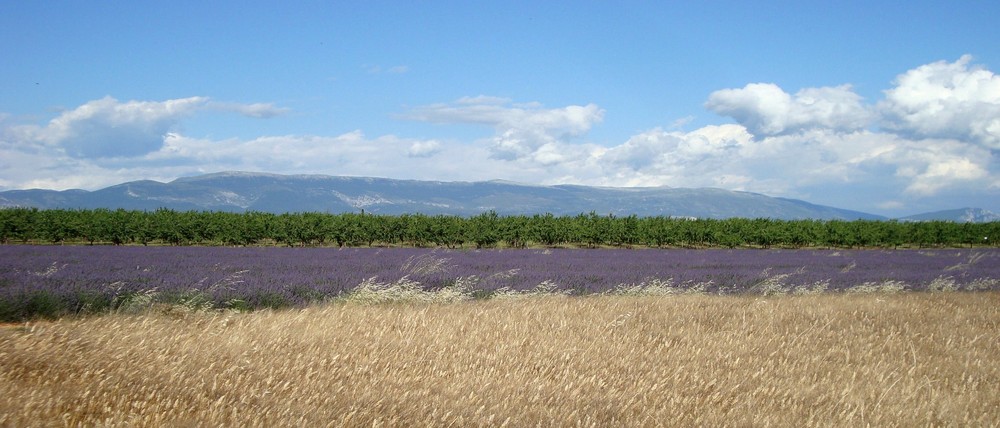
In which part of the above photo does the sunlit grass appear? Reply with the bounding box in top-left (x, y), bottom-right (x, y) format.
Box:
top-left (2, 291), bottom-right (998, 426)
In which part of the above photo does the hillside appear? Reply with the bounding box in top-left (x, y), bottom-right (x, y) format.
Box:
top-left (2, 171), bottom-right (987, 221)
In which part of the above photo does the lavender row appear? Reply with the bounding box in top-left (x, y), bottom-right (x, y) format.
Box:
top-left (1, 246), bottom-right (998, 320)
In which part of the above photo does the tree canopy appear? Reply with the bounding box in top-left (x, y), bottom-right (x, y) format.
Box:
top-left (1, 207), bottom-right (996, 249)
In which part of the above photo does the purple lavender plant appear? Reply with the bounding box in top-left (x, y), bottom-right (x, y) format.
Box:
top-left (1, 246), bottom-right (997, 321)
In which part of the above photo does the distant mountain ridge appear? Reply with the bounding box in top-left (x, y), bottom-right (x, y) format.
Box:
top-left (899, 208), bottom-right (1000, 223)
top-left (0, 171), bottom-right (994, 221)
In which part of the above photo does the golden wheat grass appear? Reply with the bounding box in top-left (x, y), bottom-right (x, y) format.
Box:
top-left (2, 292), bottom-right (999, 426)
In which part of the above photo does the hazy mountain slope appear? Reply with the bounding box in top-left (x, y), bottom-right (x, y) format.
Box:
top-left (899, 208), bottom-right (1000, 223)
top-left (0, 171), bottom-right (907, 220)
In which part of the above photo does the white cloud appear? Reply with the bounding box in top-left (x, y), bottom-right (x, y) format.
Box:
top-left (564, 124), bottom-right (993, 208)
top-left (403, 97), bottom-right (604, 161)
top-left (876, 137), bottom-right (993, 195)
top-left (879, 55), bottom-right (1000, 149)
top-left (904, 158), bottom-right (987, 195)
top-left (703, 55), bottom-right (1000, 153)
top-left (706, 83), bottom-right (872, 136)
top-left (208, 101), bottom-right (289, 118)
top-left (30, 96), bottom-right (209, 158)
top-left (405, 97), bottom-right (603, 135)
top-left (669, 115), bottom-right (695, 130)
top-left (149, 131), bottom-right (484, 181)
top-left (594, 125), bottom-right (758, 187)
top-left (407, 140), bottom-right (442, 157)
top-left (598, 125), bottom-right (751, 177)
top-left (0, 135), bottom-right (178, 190)
top-left (2, 57), bottom-right (999, 216)
top-left (8, 96), bottom-right (287, 159)
top-left (691, 57), bottom-right (999, 210)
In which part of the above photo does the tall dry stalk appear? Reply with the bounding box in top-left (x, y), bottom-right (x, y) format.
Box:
top-left (2, 292), bottom-right (999, 426)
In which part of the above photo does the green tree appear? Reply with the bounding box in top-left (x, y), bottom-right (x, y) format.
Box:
top-left (469, 211), bottom-right (500, 248)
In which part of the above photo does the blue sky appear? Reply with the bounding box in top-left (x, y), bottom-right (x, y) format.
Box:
top-left (1, 1), bottom-right (998, 216)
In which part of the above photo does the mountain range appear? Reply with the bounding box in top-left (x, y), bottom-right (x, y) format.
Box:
top-left (1, 172), bottom-right (996, 222)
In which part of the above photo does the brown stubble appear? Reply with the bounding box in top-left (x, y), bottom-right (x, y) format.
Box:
top-left (2, 292), bottom-right (999, 426)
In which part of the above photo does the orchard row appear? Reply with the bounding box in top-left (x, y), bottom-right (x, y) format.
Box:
top-left (1, 207), bottom-right (997, 248)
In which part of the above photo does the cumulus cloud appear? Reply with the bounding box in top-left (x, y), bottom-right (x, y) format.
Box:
top-left (403, 97), bottom-right (604, 162)
top-left (706, 83), bottom-right (872, 136)
top-left (689, 56), bottom-right (998, 209)
top-left (2, 58), bottom-right (998, 215)
top-left (407, 140), bottom-right (443, 158)
top-left (601, 125), bottom-right (751, 174)
top-left (567, 122), bottom-right (993, 209)
top-left (879, 55), bottom-right (1000, 149)
top-left (0, 133), bottom-right (169, 190)
top-left (146, 131), bottom-right (480, 180)
top-left (706, 56), bottom-right (1000, 150)
top-left (587, 125), bottom-right (801, 192)
top-left (905, 158), bottom-right (987, 195)
top-left (877, 137), bottom-right (993, 195)
top-left (8, 96), bottom-right (287, 159)
top-left (25, 96), bottom-right (209, 158)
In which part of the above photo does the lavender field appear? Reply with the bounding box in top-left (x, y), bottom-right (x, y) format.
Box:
top-left (2, 246), bottom-right (998, 321)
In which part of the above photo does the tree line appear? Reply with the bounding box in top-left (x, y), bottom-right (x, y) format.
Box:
top-left (0, 207), bottom-right (996, 249)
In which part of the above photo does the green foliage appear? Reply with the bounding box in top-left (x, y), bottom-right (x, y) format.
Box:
top-left (254, 293), bottom-right (291, 310)
top-left (74, 290), bottom-right (114, 315)
top-left (2, 290), bottom-right (68, 320)
top-left (0, 207), bottom-right (997, 249)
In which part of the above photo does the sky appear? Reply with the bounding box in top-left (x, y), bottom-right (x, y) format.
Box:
top-left (1, 1), bottom-right (998, 217)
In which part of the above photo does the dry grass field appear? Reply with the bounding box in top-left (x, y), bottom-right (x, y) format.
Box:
top-left (2, 292), bottom-right (999, 426)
